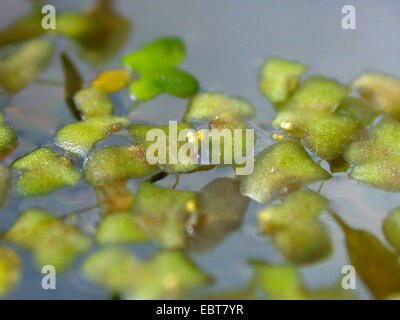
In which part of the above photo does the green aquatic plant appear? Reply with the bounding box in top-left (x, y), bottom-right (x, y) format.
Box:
top-left (0, 247), bottom-right (21, 298)
top-left (91, 69), bottom-right (131, 93)
top-left (259, 57), bottom-right (308, 107)
top-left (11, 147), bottom-right (81, 196)
top-left (258, 190), bottom-right (331, 264)
top-left (383, 208), bottom-right (400, 253)
top-left (82, 248), bottom-right (211, 299)
top-left (123, 37), bottom-right (198, 101)
top-left (344, 118), bottom-right (400, 191)
top-left (0, 165), bottom-right (11, 209)
top-left (3, 209), bottom-right (91, 272)
top-left (240, 140), bottom-right (331, 203)
top-left (0, 115), bottom-right (18, 160)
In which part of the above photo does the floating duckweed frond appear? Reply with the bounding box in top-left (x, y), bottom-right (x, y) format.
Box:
top-left (129, 67), bottom-right (199, 101)
top-left (122, 37), bottom-right (185, 74)
top-left (55, 116), bottom-right (130, 157)
top-left (95, 181), bottom-right (135, 216)
top-left (134, 182), bottom-right (199, 248)
top-left (259, 57), bottom-right (308, 106)
top-left (82, 248), bottom-right (210, 299)
top-left (11, 147), bottom-right (81, 196)
top-left (352, 72), bottom-right (400, 121)
top-left (91, 69), bottom-right (131, 93)
top-left (84, 145), bottom-right (157, 187)
top-left (0, 39), bottom-right (54, 93)
top-left (272, 76), bottom-right (349, 134)
top-left (344, 118), bottom-right (400, 191)
top-left (251, 261), bottom-right (355, 300)
top-left (129, 122), bottom-right (198, 173)
top-left (74, 87), bottom-right (114, 119)
top-left (0, 165), bottom-right (11, 209)
top-left (258, 190), bottom-right (331, 264)
top-left (190, 178), bottom-right (249, 251)
top-left (383, 208), bottom-right (400, 253)
top-left (331, 210), bottom-right (400, 299)
top-left (0, 247), bottom-right (21, 298)
top-left (0, 117), bottom-right (18, 160)
top-left (240, 140), bottom-right (331, 203)
top-left (96, 211), bottom-right (148, 244)
top-left (4, 209), bottom-right (91, 272)
top-left (335, 96), bottom-right (379, 127)
top-left (301, 115), bottom-right (360, 160)
top-left (184, 92), bottom-right (256, 122)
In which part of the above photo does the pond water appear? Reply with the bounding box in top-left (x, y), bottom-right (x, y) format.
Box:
top-left (1, 0), bottom-right (400, 299)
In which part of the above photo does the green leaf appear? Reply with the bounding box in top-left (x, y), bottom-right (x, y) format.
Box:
top-left (258, 190), bottom-right (331, 264)
top-left (351, 72), bottom-right (400, 121)
top-left (184, 92), bottom-right (256, 122)
top-left (55, 116), bottom-right (130, 157)
top-left (129, 68), bottom-right (199, 101)
top-left (84, 145), bottom-right (157, 187)
top-left (61, 52), bottom-right (83, 121)
top-left (344, 118), bottom-right (400, 191)
top-left (240, 140), bottom-right (331, 203)
top-left (122, 37), bottom-right (185, 74)
top-left (335, 96), bottom-right (379, 127)
top-left (383, 207), bottom-right (400, 253)
top-left (74, 87), bottom-right (114, 119)
top-left (189, 178), bottom-right (249, 251)
top-left (331, 210), bottom-right (400, 299)
top-left (251, 260), bottom-right (355, 300)
top-left (0, 116), bottom-right (18, 160)
top-left (129, 122), bottom-right (199, 173)
top-left (272, 76), bottom-right (349, 135)
top-left (83, 248), bottom-right (210, 299)
top-left (11, 147), bottom-right (81, 196)
top-left (0, 165), bottom-right (11, 209)
top-left (3, 209), bottom-right (91, 272)
top-left (0, 247), bottom-right (21, 298)
top-left (134, 182), bottom-right (198, 248)
top-left (259, 57), bottom-right (308, 106)
top-left (96, 211), bottom-right (148, 244)
top-left (57, 0), bottom-right (131, 65)
top-left (0, 7), bottom-right (44, 49)
top-left (0, 38), bottom-right (54, 93)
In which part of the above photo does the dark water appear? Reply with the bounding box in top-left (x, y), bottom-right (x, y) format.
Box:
top-left (1, 0), bottom-right (400, 299)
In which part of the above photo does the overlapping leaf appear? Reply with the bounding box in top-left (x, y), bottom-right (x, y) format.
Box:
top-left (74, 87), bottom-right (114, 119)
top-left (0, 115), bottom-right (18, 160)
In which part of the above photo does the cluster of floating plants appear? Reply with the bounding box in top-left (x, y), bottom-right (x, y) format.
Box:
top-left (1, 0), bottom-right (400, 300)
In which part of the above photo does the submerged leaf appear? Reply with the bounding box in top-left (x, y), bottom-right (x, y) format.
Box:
top-left (122, 37), bottom-right (185, 74)
top-left (11, 147), bottom-right (81, 196)
top-left (74, 87), bottom-right (114, 119)
top-left (96, 211), bottom-right (148, 244)
top-left (95, 181), bottom-right (135, 216)
top-left (189, 178), bottom-right (249, 251)
top-left (0, 116), bottom-right (18, 160)
top-left (258, 190), bottom-right (331, 264)
top-left (259, 57), bottom-right (308, 106)
top-left (344, 118), bottom-right (400, 191)
top-left (0, 38), bottom-right (54, 93)
top-left (0, 247), bottom-right (21, 298)
top-left (55, 116), bottom-right (130, 157)
top-left (91, 69), bottom-right (131, 93)
top-left (61, 52), bottom-right (83, 120)
top-left (129, 68), bottom-right (199, 101)
top-left (240, 140), bottom-right (331, 203)
top-left (3, 209), bottom-right (91, 272)
top-left (383, 208), bottom-right (400, 253)
top-left (129, 122), bottom-right (199, 173)
top-left (0, 7), bottom-right (44, 48)
top-left (184, 92), bottom-right (256, 122)
top-left (352, 72), bottom-right (400, 121)
top-left (331, 210), bottom-right (400, 299)
top-left (251, 260), bottom-right (355, 300)
top-left (84, 145), bottom-right (157, 187)
top-left (0, 165), bottom-right (11, 209)
top-left (134, 182), bottom-right (198, 248)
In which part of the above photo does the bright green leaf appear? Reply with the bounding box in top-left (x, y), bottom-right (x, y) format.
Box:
top-left (74, 87), bottom-right (114, 119)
